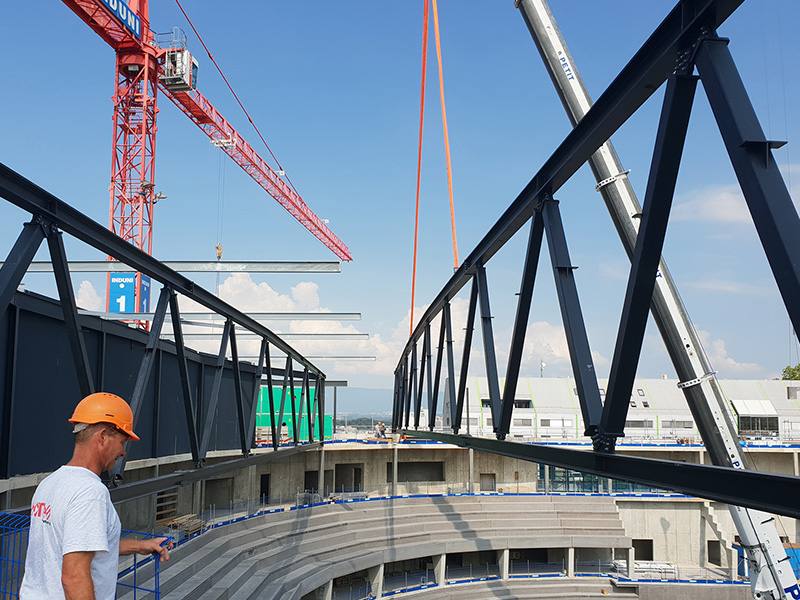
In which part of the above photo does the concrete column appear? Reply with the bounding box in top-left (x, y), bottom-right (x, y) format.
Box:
top-left (248, 465), bottom-right (256, 504)
top-left (368, 563), bottom-right (384, 598)
top-left (318, 579), bottom-right (332, 600)
top-left (392, 444), bottom-right (398, 496)
top-left (499, 548), bottom-right (509, 580)
top-left (607, 478), bottom-right (613, 494)
top-left (627, 547), bottom-right (635, 578)
top-left (433, 553), bottom-right (446, 585)
top-left (699, 450), bottom-right (705, 464)
top-left (318, 446), bottom-right (326, 497)
top-left (566, 547), bottom-right (575, 577)
top-left (468, 448), bottom-right (474, 493)
top-left (333, 387), bottom-right (338, 434)
top-left (544, 464), bottom-right (550, 494)
top-left (794, 450), bottom-right (799, 477)
top-left (729, 547), bottom-right (739, 581)
top-left (192, 481), bottom-right (203, 515)
top-left (532, 463), bottom-right (538, 492)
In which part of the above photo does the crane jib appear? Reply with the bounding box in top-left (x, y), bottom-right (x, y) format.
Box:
top-left (101, 0), bottom-right (141, 39)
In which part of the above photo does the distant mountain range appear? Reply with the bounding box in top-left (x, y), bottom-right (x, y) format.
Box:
top-left (328, 387), bottom-right (393, 416)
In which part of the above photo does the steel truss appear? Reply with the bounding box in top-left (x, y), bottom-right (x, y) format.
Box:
top-left (393, 0), bottom-right (800, 518)
top-left (0, 163), bottom-right (325, 484)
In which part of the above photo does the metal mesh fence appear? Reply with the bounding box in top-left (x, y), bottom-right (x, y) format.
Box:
top-left (0, 512), bottom-right (171, 599)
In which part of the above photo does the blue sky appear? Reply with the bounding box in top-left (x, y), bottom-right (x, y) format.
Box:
top-left (1, 1), bottom-right (799, 403)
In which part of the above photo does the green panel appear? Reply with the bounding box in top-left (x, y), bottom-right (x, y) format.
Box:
top-left (256, 386), bottom-right (331, 441)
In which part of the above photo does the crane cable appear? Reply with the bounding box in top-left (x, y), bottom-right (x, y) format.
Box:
top-left (409, 0), bottom-right (431, 337)
top-left (409, 0), bottom-right (460, 336)
top-left (173, 0), bottom-right (301, 197)
top-left (432, 0), bottom-right (459, 273)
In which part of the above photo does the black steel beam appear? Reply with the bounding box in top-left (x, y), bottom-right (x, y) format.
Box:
top-left (246, 338), bottom-right (268, 450)
top-left (601, 74), bottom-right (698, 441)
top-left (0, 163), bottom-right (323, 379)
top-left (200, 319), bottom-right (233, 460)
top-left (408, 342), bottom-right (417, 429)
top-left (263, 342), bottom-right (278, 450)
top-left (541, 199), bottom-right (603, 435)
top-left (475, 264), bottom-right (502, 432)
top-left (498, 213), bottom-right (544, 438)
top-left (423, 323), bottom-right (433, 429)
top-left (429, 318), bottom-right (444, 431)
top-left (112, 287), bottom-right (170, 481)
top-left (318, 376), bottom-right (325, 444)
top-left (392, 369), bottom-right (401, 431)
top-left (413, 327), bottom-right (427, 429)
top-left (288, 358), bottom-right (298, 445)
top-left (46, 228), bottom-right (95, 399)
top-left (302, 368), bottom-right (311, 443)
top-left (109, 443), bottom-right (322, 504)
top-left (397, 0), bottom-right (742, 364)
top-left (0, 220), bottom-right (45, 319)
top-left (443, 301), bottom-right (457, 430)
top-left (401, 430), bottom-right (800, 520)
top-left (454, 279), bottom-right (478, 434)
top-left (168, 289), bottom-right (201, 465)
top-left (229, 324), bottom-right (248, 456)
top-left (695, 36), bottom-right (800, 338)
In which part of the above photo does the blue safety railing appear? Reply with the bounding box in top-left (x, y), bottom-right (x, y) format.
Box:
top-left (0, 512), bottom-right (171, 599)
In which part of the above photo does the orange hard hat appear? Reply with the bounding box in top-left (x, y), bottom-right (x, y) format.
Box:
top-left (69, 392), bottom-right (140, 441)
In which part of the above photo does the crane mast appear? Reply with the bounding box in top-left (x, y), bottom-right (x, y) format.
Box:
top-left (516, 1), bottom-right (797, 598)
top-left (107, 1), bottom-right (158, 313)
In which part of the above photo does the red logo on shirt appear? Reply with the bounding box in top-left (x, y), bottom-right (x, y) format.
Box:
top-left (31, 502), bottom-right (51, 522)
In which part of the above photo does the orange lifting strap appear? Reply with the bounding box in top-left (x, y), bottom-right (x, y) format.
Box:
top-left (410, 0), bottom-right (459, 336)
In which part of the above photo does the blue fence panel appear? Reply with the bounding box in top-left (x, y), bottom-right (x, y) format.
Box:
top-left (0, 512), bottom-right (170, 599)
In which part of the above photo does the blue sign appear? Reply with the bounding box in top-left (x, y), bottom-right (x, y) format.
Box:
top-left (100, 0), bottom-right (141, 40)
top-left (109, 273), bottom-right (150, 314)
top-left (139, 275), bottom-right (151, 313)
top-left (109, 273), bottom-right (136, 313)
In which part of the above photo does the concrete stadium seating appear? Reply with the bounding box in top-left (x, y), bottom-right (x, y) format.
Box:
top-left (118, 494), bottom-right (632, 600)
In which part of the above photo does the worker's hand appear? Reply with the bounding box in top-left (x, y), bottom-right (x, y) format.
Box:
top-left (120, 537), bottom-right (173, 561)
top-left (147, 537), bottom-right (173, 562)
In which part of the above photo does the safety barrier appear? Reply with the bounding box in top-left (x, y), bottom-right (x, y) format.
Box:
top-left (0, 512), bottom-right (172, 599)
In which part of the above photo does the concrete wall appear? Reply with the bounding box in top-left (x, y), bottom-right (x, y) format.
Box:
top-left (616, 500), bottom-right (736, 568)
top-left (635, 582), bottom-right (751, 600)
top-left (3, 441), bottom-right (798, 567)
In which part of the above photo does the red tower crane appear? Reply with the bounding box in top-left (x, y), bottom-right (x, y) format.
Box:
top-left (60, 0), bottom-right (352, 315)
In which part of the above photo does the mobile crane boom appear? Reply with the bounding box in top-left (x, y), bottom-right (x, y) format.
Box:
top-left (516, 1), bottom-right (797, 598)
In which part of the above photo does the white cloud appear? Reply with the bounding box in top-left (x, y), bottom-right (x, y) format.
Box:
top-left (672, 184), bottom-right (751, 223)
top-left (174, 274), bottom-right (404, 383)
top-left (696, 329), bottom-right (763, 376)
top-left (169, 275), bottom-right (610, 388)
top-left (75, 280), bottom-right (103, 311)
top-left (673, 168), bottom-right (800, 224)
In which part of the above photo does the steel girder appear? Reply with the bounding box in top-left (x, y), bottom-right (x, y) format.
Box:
top-left (397, 0), bottom-right (743, 358)
top-left (0, 164), bottom-right (327, 483)
top-left (599, 74), bottom-right (699, 439)
top-left (109, 443), bottom-right (322, 504)
top-left (405, 431), bottom-right (800, 521)
top-left (392, 0), bottom-right (800, 508)
top-left (0, 163), bottom-right (323, 378)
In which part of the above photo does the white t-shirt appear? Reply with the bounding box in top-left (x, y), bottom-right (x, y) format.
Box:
top-left (20, 465), bottom-right (121, 600)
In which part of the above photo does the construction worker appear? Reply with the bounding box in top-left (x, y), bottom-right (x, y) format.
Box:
top-left (20, 393), bottom-right (172, 600)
